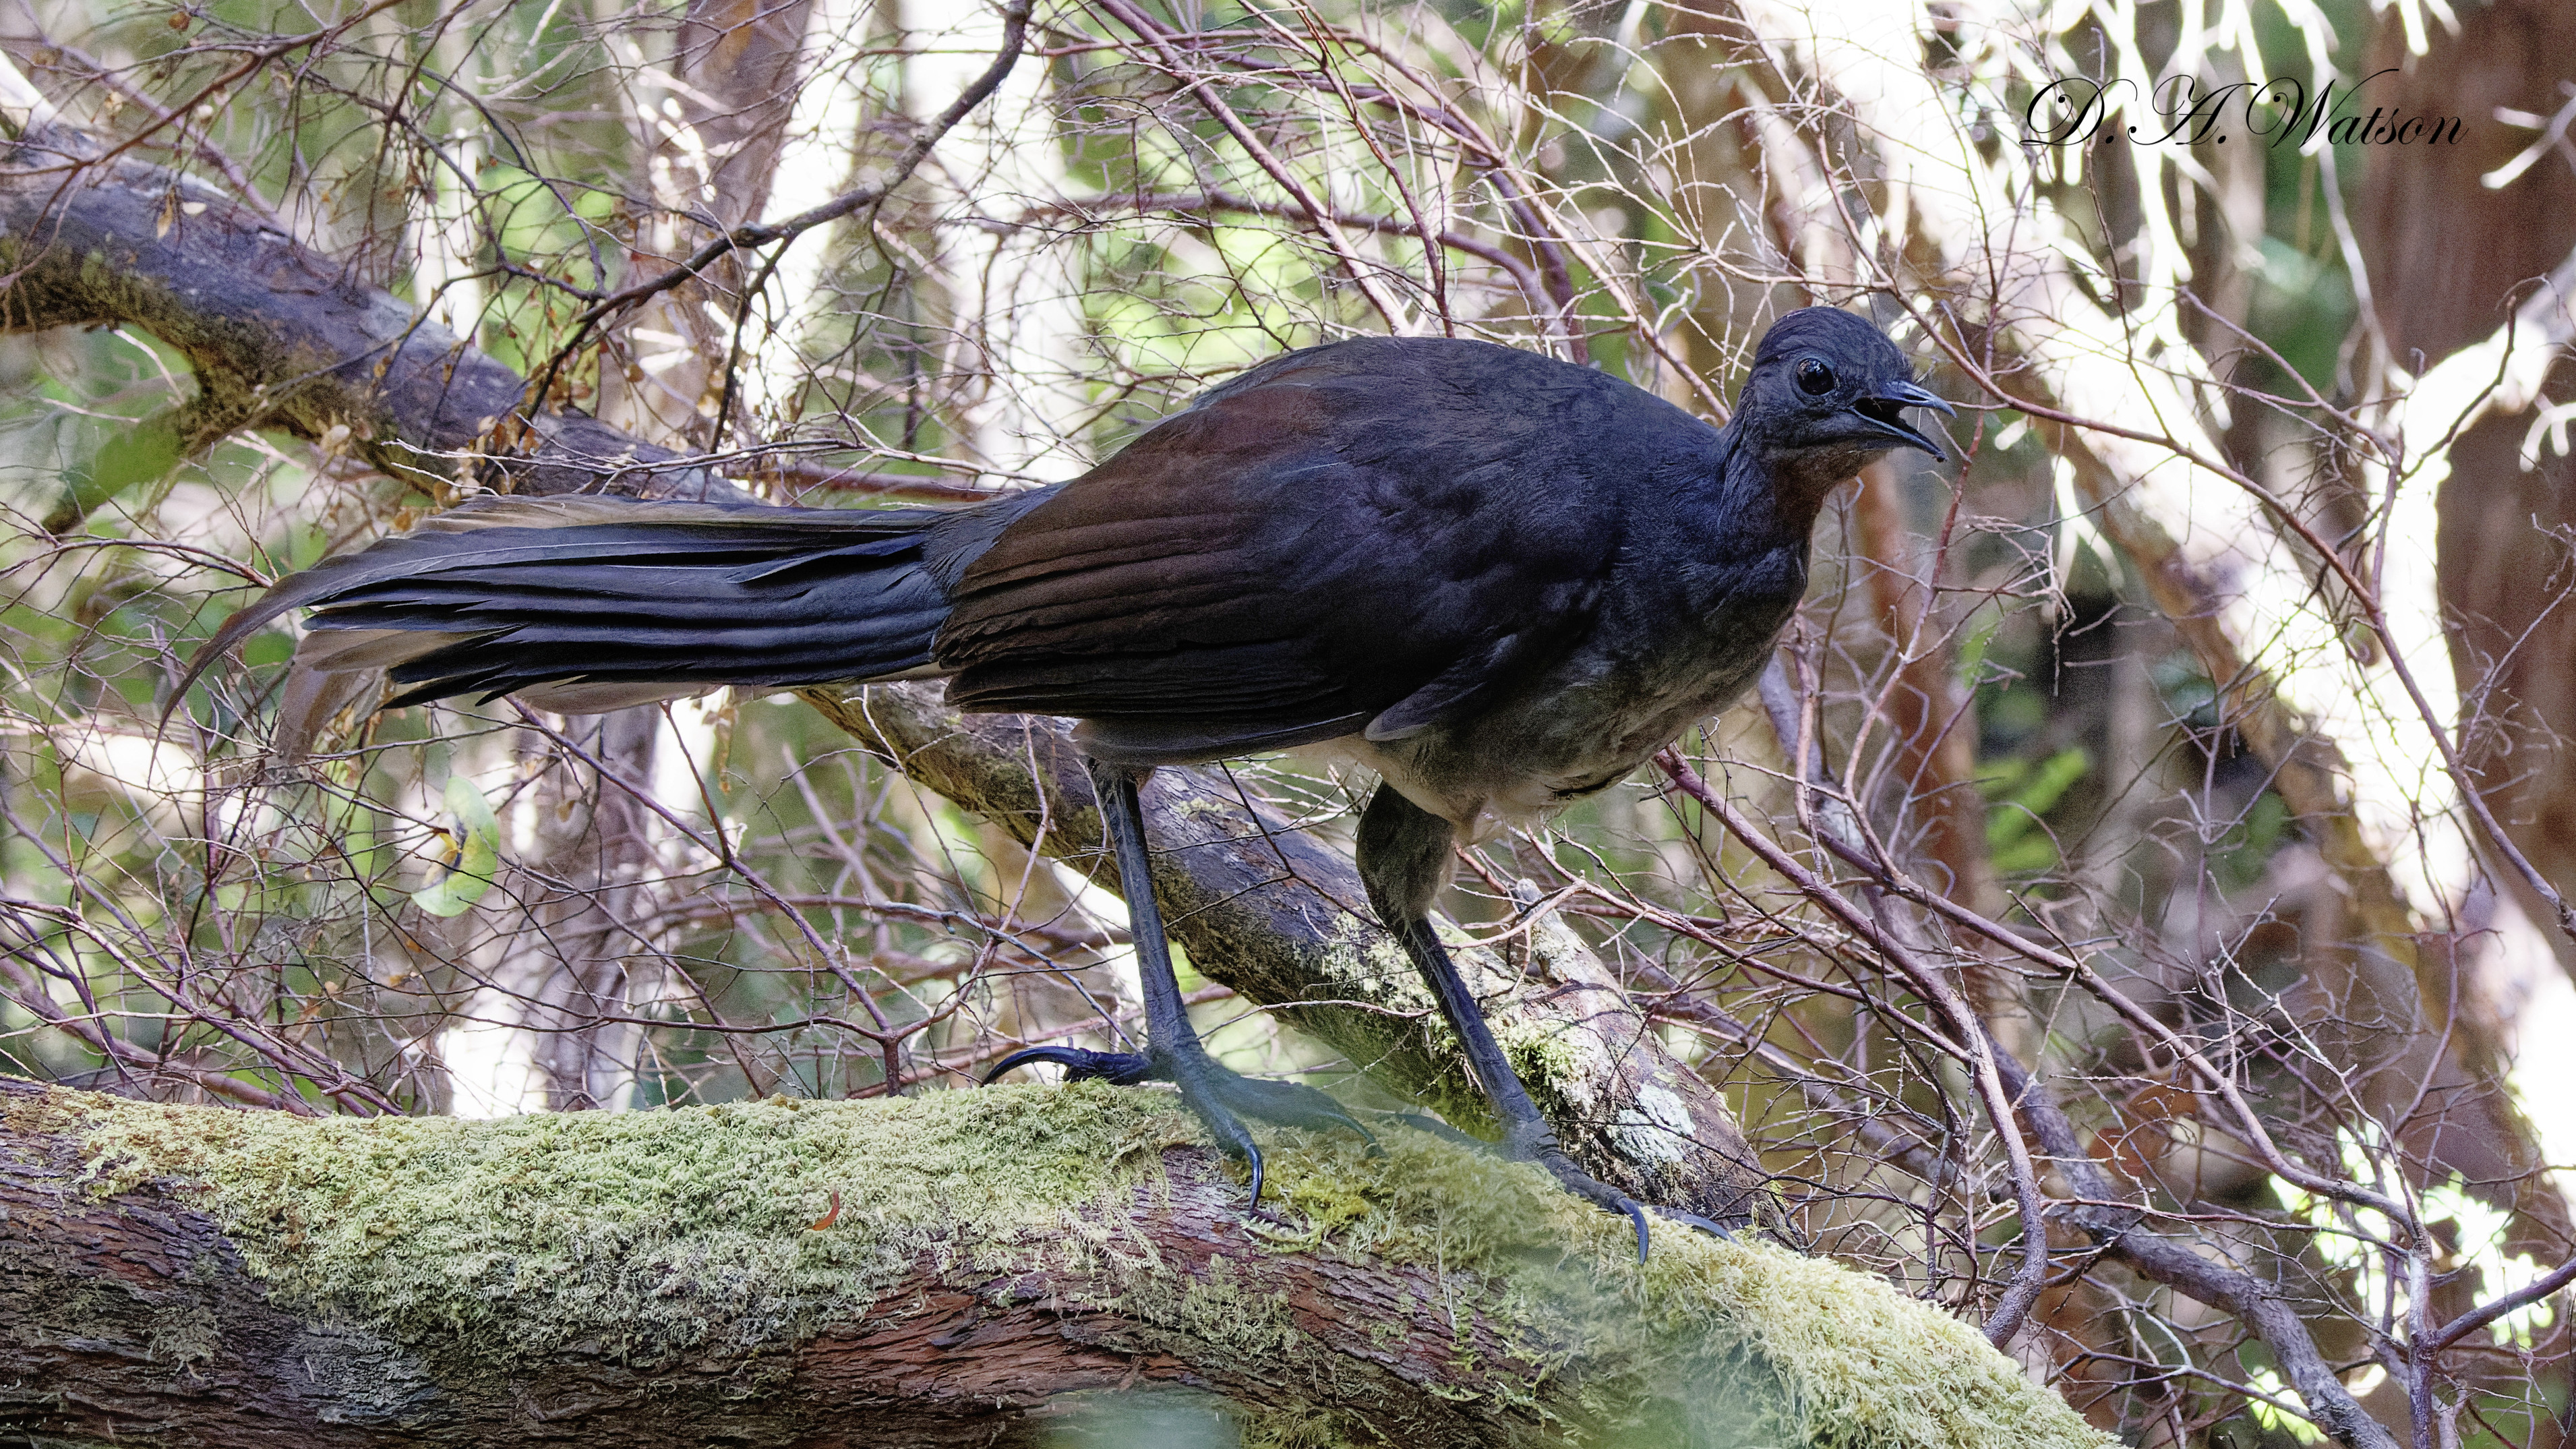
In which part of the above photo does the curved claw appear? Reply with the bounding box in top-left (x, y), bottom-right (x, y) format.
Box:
top-left (1167, 1069), bottom-right (1359, 1208)
top-left (1531, 1147), bottom-right (1655, 1262)
top-left (981, 1045), bottom-right (1159, 1087)
top-left (1657, 1208), bottom-right (1737, 1242)
top-left (1321, 1105), bottom-right (1381, 1156)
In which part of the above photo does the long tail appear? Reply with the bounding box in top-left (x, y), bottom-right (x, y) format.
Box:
top-left (179, 494), bottom-right (1034, 746)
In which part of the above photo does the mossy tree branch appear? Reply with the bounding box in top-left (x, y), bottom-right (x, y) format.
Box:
top-left (0, 122), bottom-right (746, 523)
top-left (0, 1076), bottom-right (2107, 1449)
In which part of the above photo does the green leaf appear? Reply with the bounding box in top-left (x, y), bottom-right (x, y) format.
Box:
top-left (411, 776), bottom-right (500, 918)
top-left (241, 631), bottom-right (296, 668)
top-left (53, 408), bottom-right (183, 527)
top-left (1985, 747), bottom-right (2092, 874)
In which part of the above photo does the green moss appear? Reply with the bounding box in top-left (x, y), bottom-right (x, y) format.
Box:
top-left (1313, 923), bottom-right (1419, 997)
top-left (73, 1082), bottom-right (1188, 1376)
top-left (49, 1082), bottom-right (2106, 1448)
top-left (1496, 1022), bottom-right (1588, 1098)
top-left (1253, 1131), bottom-right (2105, 1448)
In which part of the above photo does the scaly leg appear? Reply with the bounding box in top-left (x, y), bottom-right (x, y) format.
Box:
top-left (985, 758), bottom-right (1367, 1205)
top-left (1356, 781), bottom-right (1652, 1260)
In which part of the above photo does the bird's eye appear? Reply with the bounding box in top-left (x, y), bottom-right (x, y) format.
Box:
top-left (1795, 357), bottom-right (1836, 396)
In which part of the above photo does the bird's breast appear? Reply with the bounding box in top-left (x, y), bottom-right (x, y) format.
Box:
top-left (1329, 554), bottom-right (1807, 836)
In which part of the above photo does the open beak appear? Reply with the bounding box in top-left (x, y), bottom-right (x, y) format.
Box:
top-left (1849, 378), bottom-right (1956, 461)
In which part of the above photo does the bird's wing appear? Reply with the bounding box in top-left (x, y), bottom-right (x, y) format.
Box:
top-left (936, 339), bottom-right (1675, 763)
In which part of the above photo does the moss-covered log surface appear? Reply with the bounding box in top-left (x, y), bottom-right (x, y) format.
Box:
top-left (0, 1075), bottom-right (2106, 1448)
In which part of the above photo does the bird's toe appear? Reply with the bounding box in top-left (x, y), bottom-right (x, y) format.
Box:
top-left (1535, 1148), bottom-right (1653, 1262)
top-left (1165, 1058), bottom-right (1380, 1206)
top-left (1206, 1071), bottom-right (1377, 1144)
top-left (1656, 1208), bottom-right (1738, 1241)
top-left (981, 1045), bottom-right (1160, 1087)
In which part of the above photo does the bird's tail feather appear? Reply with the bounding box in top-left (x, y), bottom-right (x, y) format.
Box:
top-left (177, 495), bottom-right (971, 755)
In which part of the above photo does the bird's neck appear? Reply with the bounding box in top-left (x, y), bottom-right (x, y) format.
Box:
top-left (1636, 439), bottom-right (1816, 630)
top-left (1760, 441), bottom-right (1890, 523)
top-left (1706, 432), bottom-right (1867, 548)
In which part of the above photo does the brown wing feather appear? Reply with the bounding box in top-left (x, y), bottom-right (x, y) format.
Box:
top-left (932, 338), bottom-right (1680, 761)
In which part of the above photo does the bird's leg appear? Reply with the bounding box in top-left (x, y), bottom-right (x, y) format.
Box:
top-left (984, 757), bottom-right (1369, 1205)
top-left (1356, 783), bottom-right (1652, 1259)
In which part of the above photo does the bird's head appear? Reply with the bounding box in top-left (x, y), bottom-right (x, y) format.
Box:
top-left (1733, 306), bottom-right (1954, 504)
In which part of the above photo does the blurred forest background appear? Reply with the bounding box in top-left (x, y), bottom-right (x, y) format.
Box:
top-left (4, 0), bottom-right (2576, 1442)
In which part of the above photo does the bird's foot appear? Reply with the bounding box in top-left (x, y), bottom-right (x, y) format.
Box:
top-left (1366, 1109), bottom-right (1491, 1150)
top-left (1535, 1147), bottom-right (1653, 1263)
top-left (1496, 1119), bottom-right (1652, 1262)
top-left (984, 1044), bottom-right (1373, 1206)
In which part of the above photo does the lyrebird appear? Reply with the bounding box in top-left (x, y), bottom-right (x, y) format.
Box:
top-left (183, 307), bottom-right (1950, 1256)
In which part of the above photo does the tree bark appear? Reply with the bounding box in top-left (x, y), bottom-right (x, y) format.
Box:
top-left (0, 121), bottom-right (745, 514)
top-left (0, 1075), bottom-right (2102, 1449)
top-left (2354, 0), bottom-right (2576, 980)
